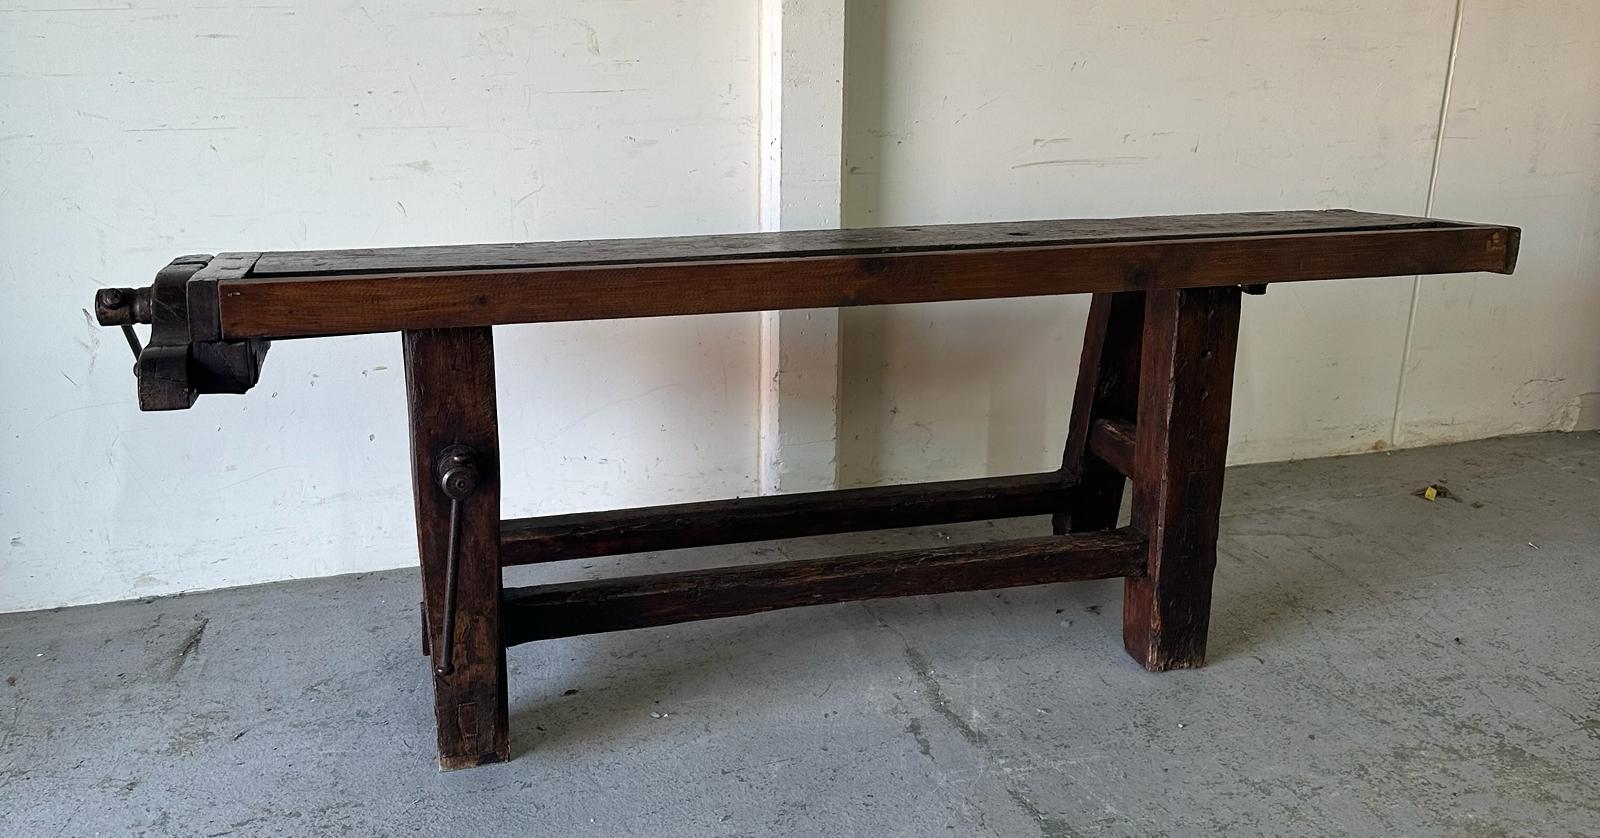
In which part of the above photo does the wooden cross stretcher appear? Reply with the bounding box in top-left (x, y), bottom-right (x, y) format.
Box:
top-left (93, 210), bottom-right (1518, 770)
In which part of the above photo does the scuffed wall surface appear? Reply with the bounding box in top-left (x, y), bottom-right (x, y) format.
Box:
top-left (0, 1), bottom-right (760, 611)
top-left (839, 0), bottom-right (1599, 484)
top-left (1396, 0), bottom-right (1600, 443)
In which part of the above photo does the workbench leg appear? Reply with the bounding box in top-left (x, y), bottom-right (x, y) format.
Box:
top-left (404, 327), bottom-right (510, 770)
top-left (1123, 286), bottom-right (1242, 671)
top-left (1055, 292), bottom-right (1144, 534)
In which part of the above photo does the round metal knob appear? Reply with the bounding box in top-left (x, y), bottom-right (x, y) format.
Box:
top-left (94, 286), bottom-right (152, 326)
top-left (437, 447), bottom-right (481, 501)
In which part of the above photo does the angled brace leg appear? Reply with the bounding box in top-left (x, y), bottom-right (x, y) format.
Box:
top-left (404, 327), bottom-right (510, 770)
top-left (1056, 292), bottom-right (1145, 534)
top-left (1122, 286), bottom-right (1243, 671)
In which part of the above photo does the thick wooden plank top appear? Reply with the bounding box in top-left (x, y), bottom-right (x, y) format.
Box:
top-left (252, 210), bottom-right (1468, 276)
top-left (214, 210), bottom-right (1518, 340)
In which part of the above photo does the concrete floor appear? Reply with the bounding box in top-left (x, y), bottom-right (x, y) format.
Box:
top-left (2, 432), bottom-right (1597, 837)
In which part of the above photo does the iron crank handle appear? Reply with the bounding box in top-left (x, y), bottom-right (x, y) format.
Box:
top-left (433, 445), bottom-right (482, 677)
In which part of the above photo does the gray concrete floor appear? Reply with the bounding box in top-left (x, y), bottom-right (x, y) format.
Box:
top-left (3, 433), bottom-right (1598, 837)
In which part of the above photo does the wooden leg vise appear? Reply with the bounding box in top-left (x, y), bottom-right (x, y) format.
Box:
top-left (404, 328), bottom-right (510, 770)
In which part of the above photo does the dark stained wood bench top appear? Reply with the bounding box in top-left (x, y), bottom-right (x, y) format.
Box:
top-left (208, 210), bottom-right (1518, 340)
top-left (252, 210), bottom-right (1466, 275)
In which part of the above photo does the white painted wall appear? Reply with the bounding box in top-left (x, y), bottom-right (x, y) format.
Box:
top-left (0, 1), bottom-right (760, 611)
top-left (839, 0), bottom-right (1600, 484)
top-left (1397, 0), bottom-right (1600, 445)
top-left (2, 1), bottom-right (1595, 612)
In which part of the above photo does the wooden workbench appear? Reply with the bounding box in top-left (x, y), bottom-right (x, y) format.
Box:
top-left (93, 209), bottom-right (1518, 769)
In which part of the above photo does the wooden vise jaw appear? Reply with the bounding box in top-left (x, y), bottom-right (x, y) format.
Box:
top-left (94, 254), bottom-right (270, 411)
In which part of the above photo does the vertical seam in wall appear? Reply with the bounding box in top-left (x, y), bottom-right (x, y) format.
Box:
top-left (1390, 0), bottom-right (1466, 446)
top-left (756, 0), bottom-right (783, 493)
top-left (757, 0), bottom-right (783, 233)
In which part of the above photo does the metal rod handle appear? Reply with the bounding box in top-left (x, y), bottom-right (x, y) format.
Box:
top-left (433, 445), bottom-right (481, 677)
top-left (437, 497), bottom-right (464, 676)
top-left (120, 324), bottom-right (143, 362)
